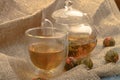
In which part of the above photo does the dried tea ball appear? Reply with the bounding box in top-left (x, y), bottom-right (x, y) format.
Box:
top-left (103, 37), bottom-right (115, 47)
top-left (105, 50), bottom-right (119, 63)
top-left (80, 57), bottom-right (93, 69)
top-left (65, 57), bottom-right (77, 70)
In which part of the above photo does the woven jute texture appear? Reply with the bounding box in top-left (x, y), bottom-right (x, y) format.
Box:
top-left (0, 0), bottom-right (120, 80)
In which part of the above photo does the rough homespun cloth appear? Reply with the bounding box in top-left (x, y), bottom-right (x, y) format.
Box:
top-left (0, 0), bottom-right (120, 80)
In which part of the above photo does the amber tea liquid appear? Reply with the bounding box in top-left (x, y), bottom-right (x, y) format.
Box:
top-left (29, 42), bottom-right (65, 70)
top-left (68, 33), bottom-right (97, 59)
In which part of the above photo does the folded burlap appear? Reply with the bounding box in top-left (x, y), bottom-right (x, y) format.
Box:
top-left (0, 53), bottom-right (19, 80)
top-left (0, 0), bottom-right (54, 24)
top-left (0, 0), bottom-right (120, 80)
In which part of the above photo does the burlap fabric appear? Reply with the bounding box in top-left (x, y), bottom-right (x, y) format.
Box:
top-left (0, 0), bottom-right (120, 80)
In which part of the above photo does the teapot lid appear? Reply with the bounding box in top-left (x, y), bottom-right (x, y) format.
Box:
top-left (52, 0), bottom-right (88, 24)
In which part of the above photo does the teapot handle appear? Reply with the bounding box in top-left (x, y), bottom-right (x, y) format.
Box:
top-left (41, 18), bottom-right (53, 28)
top-left (65, 0), bottom-right (73, 10)
top-left (41, 8), bottom-right (53, 28)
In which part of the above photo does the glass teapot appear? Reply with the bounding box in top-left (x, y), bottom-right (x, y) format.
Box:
top-left (52, 0), bottom-right (97, 59)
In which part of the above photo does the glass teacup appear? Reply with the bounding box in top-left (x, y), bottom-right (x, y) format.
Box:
top-left (25, 27), bottom-right (68, 79)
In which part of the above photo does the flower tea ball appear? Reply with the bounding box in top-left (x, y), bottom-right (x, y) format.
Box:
top-left (80, 57), bottom-right (93, 69)
top-left (105, 50), bottom-right (119, 63)
top-left (65, 57), bottom-right (77, 70)
top-left (103, 37), bottom-right (115, 47)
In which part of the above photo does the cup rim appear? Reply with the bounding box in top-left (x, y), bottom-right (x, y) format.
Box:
top-left (25, 27), bottom-right (68, 39)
